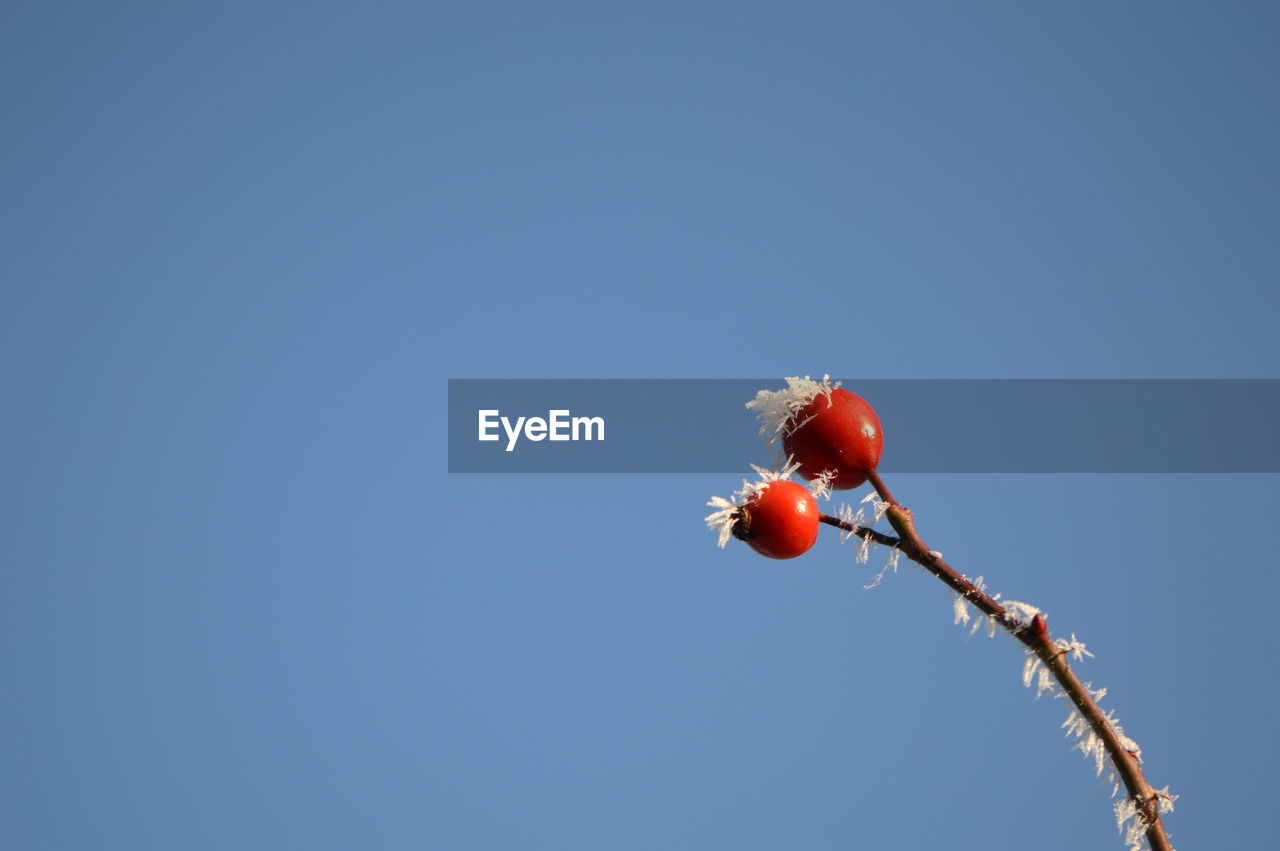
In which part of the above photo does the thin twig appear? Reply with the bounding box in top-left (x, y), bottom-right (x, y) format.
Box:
top-left (817, 515), bottom-right (900, 549)
top-left (817, 469), bottom-right (1173, 851)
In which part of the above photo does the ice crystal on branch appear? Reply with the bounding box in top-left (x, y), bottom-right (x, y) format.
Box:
top-left (834, 502), bottom-right (865, 543)
top-left (1001, 599), bottom-right (1042, 630)
top-left (1061, 703), bottom-right (1142, 772)
top-left (1114, 787), bottom-right (1178, 851)
top-left (1114, 798), bottom-right (1142, 850)
top-left (1020, 652), bottom-right (1058, 698)
top-left (863, 546), bottom-right (901, 589)
top-left (955, 577), bottom-right (996, 638)
top-left (859, 489), bottom-right (892, 523)
top-left (1056, 634), bottom-right (1094, 662)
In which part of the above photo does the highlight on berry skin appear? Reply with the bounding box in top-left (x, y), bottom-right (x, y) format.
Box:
top-left (705, 463), bottom-right (819, 559)
top-left (746, 376), bottom-right (883, 489)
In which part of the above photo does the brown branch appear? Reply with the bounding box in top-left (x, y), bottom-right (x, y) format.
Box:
top-left (822, 469), bottom-right (1174, 851)
top-left (817, 514), bottom-right (901, 549)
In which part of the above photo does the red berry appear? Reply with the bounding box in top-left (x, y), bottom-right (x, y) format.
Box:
top-left (735, 480), bottom-right (820, 559)
top-left (782, 388), bottom-right (883, 489)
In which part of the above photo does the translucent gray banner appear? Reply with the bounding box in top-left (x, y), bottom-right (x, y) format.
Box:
top-left (447, 379), bottom-right (1280, 473)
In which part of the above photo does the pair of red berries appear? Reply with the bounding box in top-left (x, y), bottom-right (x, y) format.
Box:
top-left (733, 387), bottom-right (883, 559)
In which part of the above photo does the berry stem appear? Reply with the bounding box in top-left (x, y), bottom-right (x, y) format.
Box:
top-left (821, 468), bottom-right (1173, 851)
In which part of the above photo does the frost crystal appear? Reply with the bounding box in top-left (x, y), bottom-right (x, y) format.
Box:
top-left (958, 578), bottom-right (994, 638)
top-left (1001, 599), bottom-right (1042, 629)
top-left (859, 490), bottom-right (892, 523)
top-left (1019, 652), bottom-right (1058, 698)
top-left (864, 546), bottom-right (901, 590)
top-left (1055, 634), bottom-right (1094, 662)
top-left (1079, 731), bottom-right (1108, 776)
top-left (1113, 787), bottom-right (1177, 851)
top-left (1114, 798), bottom-right (1139, 848)
top-left (835, 502), bottom-right (866, 543)
top-left (1062, 709), bottom-right (1090, 741)
top-left (1040, 640), bottom-right (1155, 819)
top-left (1059, 701), bottom-right (1143, 781)
top-left (1037, 664), bottom-right (1055, 698)
top-left (705, 496), bottom-right (738, 548)
top-left (808, 468), bottom-right (836, 500)
top-left (745, 375), bottom-right (840, 451)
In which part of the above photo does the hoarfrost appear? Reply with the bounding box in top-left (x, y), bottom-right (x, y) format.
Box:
top-left (1001, 599), bottom-right (1042, 629)
top-left (864, 546), bottom-right (901, 590)
top-left (745, 375), bottom-right (839, 451)
top-left (1055, 634), bottom-right (1094, 662)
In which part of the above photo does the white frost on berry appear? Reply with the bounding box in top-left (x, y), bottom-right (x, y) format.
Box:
top-left (745, 375), bottom-right (840, 451)
top-left (704, 496), bottom-right (738, 548)
top-left (705, 463), bottom-right (805, 549)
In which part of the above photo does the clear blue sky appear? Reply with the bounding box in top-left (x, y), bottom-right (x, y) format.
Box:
top-left (3, 2), bottom-right (1278, 848)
